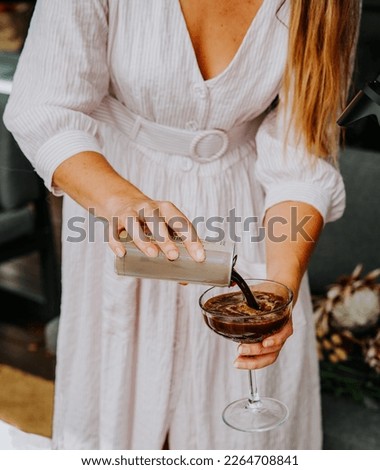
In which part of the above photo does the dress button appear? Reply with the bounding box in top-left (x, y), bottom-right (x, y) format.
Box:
top-left (193, 83), bottom-right (208, 99)
top-left (185, 120), bottom-right (198, 131)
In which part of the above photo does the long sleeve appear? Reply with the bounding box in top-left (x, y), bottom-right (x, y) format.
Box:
top-left (255, 104), bottom-right (346, 224)
top-left (3, 0), bottom-right (109, 195)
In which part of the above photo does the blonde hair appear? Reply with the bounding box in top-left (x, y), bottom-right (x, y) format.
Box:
top-left (282, 0), bottom-right (361, 160)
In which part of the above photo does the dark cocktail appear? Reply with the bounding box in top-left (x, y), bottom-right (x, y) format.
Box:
top-left (203, 290), bottom-right (289, 343)
top-left (199, 278), bottom-right (293, 432)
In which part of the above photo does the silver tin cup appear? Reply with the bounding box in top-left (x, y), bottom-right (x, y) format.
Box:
top-left (114, 237), bottom-right (236, 287)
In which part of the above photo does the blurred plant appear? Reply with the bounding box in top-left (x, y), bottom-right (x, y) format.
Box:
top-left (0, 2), bottom-right (35, 53)
top-left (363, 330), bottom-right (380, 374)
top-left (313, 264), bottom-right (380, 374)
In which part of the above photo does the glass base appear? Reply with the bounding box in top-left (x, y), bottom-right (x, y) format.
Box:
top-left (222, 397), bottom-right (289, 432)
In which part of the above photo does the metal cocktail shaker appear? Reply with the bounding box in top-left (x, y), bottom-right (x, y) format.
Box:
top-left (114, 237), bottom-right (236, 286)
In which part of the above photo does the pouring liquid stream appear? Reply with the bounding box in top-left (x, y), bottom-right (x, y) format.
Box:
top-left (230, 268), bottom-right (261, 310)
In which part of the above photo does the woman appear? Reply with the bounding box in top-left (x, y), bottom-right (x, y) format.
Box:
top-left (4, 0), bottom-right (360, 450)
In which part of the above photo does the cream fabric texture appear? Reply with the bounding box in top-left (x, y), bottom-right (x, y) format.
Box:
top-left (4, 0), bottom-right (345, 449)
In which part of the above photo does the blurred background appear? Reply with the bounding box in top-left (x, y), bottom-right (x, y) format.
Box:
top-left (0, 0), bottom-right (379, 449)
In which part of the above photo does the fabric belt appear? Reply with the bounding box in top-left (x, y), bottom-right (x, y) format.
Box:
top-left (117, 106), bottom-right (257, 163)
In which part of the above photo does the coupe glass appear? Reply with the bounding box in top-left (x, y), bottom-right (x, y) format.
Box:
top-left (199, 278), bottom-right (293, 432)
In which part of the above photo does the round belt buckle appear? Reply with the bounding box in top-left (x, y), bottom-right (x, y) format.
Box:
top-left (190, 129), bottom-right (229, 162)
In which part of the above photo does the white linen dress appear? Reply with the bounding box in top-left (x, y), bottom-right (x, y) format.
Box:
top-left (4, 0), bottom-right (346, 450)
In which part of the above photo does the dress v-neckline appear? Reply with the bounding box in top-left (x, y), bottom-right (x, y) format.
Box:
top-left (175, 0), bottom-right (268, 85)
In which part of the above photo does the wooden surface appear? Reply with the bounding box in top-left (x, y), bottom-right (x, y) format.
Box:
top-left (0, 363), bottom-right (54, 438)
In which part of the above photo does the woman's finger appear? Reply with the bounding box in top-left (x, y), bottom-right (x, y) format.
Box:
top-left (158, 201), bottom-right (205, 262)
top-left (234, 351), bottom-right (280, 370)
top-left (108, 224), bottom-right (127, 258)
top-left (237, 318), bottom-right (293, 357)
top-left (140, 205), bottom-right (179, 260)
top-left (261, 317), bottom-right (293, 348)
top-left (237, 340), bottom-right (283, 357)
top-left (124, 212), bottom-right (159, 258)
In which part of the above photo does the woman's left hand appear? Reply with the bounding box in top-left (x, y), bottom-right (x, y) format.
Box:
top-left (233, 315), bottom-right (294, 370)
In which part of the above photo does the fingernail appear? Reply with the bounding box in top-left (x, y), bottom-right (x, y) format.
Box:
top-left (263, 339), bottom-right (274, 347)
top-left (168, 249), bottom-right (179, 260)
top-left (238, 345), bottom-right (250, 355)
top-left (116, 247), bottom-right (125, 258)
top-left (196, 248), bottom-right (205, 262)
top-left (147, 246), bottom-right (158, 257)
top-left (234, 360), bottom-right (243, 368)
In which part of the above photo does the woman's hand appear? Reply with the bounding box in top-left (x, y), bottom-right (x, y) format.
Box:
top-left (52, 151), bottom-right (205, 263)
top-left (233, 316), bottom-right (294, 370)
top-left (107, 191), bottom-right (205, 262)
top-left (234, 275), bottom-right (298, 370)
top-left (234, 199), bottom-right (323, 370)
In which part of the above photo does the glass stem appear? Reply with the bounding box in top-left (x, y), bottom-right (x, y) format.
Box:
top-left (248, 370), bottom-right (261, 405)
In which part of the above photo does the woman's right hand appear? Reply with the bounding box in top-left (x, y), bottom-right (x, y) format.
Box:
top-left (107, 190), bottom-right (205, 263)
top-left (52, 151), bottom-right (205, 262)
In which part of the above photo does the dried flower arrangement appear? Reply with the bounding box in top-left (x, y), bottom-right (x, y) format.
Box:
top-left (0, 2), bottom-right (34, 53)
top-left (313, 264), bottom-right (380, 403)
